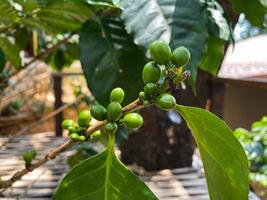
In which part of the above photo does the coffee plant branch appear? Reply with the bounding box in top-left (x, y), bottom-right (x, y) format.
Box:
top-left (0, 99), bottom-right (143, 189)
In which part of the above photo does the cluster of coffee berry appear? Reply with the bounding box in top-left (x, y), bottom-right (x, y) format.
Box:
top-left (61, 40), bottom-right (190, 142)
top-left (139, 40), bottom-right (190, 109)
top-left (61, 87), bottom-right (143, 141)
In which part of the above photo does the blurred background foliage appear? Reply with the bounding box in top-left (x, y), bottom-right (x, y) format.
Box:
top-left (235, 116), bottom-right (267, 188)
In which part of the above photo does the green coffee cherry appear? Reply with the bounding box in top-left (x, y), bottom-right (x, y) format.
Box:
top-left (68, 126), bottom-right (77, 133)
top-left (70, 133), bottom-right (80, 141)
top-left (123, 113), bottom-right (143, 129)
top-left (90, 130), bottom-right (102, 140)
top-left (110, 87), bottom-right (125, 103)
top-left (155, 93), bottom-right (176, 110)
top-left (139, 91), bottom-right (145, 98)
top-left (90, 104), bottom-right (107, 121)
top-left (144, 83), bottom-right (157, 96)
top-left (142, 61), bottom-right (161, 84)
top-left (150, 40), bottom-right (172, 64)
top-left (76, 127), bottom-right (86, 134)
top-left (23, 150), bottom-right (37, 165)
top-left (143, 100), bottom-right (150, 107)
top-left (104, 122), bottom-right (118, 133)
top-left (23, 152), bottom-right (33, 165)
top-left (78, 110), bottom-right (92, 127)
top-left (61, 119), bottom-right (75, 129)
top-left (79, 135), bottom-right (86, 141)
top-left (172, 46), bottom-right (190, 67)
top-left (107, 102), bottom-right (122, 121)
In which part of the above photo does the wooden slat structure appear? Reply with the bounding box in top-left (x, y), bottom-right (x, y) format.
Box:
top-left (0, 132), bottom-right (209, 199)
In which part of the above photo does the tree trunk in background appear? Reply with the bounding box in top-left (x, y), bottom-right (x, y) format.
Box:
top-left (120, 71), bottom-right (213, 170)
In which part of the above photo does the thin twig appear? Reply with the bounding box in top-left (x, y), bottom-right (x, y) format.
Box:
top-left (2, 33), bottom-right (75, 83)
top-left (15, 94), bottom-right (85, 136)
top-left (0, 99), bottom-right (144, 189)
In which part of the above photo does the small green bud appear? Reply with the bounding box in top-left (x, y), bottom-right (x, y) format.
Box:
top-left (70, 133), bottom-right (80, 141)
top-left (143, 100), bottom-right (150, 107)
top-left (90, 130), bottom-right (102, 140)
top-left (104, 122), bottom-right (118, 133)
top-left (144, 83), bottom-right (157, 96)
top-left (79, 135), bottom-right (86, 141)
top-left (68, 126), bottom-right (77, 133)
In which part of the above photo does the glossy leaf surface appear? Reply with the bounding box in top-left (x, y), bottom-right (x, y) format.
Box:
top-left (119, 0), bottom-right (208, 86)
top-left (53, 134), bottom-right (158, 200)
top-left (175, 105), bottom-right (249, 200)
top-left (80, 18), bottom-right (146, 105)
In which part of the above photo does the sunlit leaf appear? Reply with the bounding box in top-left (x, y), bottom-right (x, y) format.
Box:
top-left (175, 104), bottom-right (249, 200)
top-left (119, 0), bottom-right (208, 87)
top-left (53, 134), bottom-right (158, 200)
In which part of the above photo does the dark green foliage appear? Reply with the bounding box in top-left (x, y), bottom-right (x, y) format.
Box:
top-left (80, 18), bottom-right (146, 105)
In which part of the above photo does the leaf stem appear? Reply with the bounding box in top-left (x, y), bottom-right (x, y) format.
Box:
top-left (104, 133), bottom-right (115, 199)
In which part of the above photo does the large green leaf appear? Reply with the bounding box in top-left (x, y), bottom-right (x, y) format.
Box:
top-left (119, 0), bottom-right (208, 86)
top-left (80, 18), bottom-right (146, 106)
top-left (202, 0), bottom-right (230, 40)
top-left (175, 105), bottom-right (249, 200)
top-left (227, 0), bottom-right (267, 26)
top-left (0, 36), bottom-right (21, 68)
top-left (22, 1), bottom-right (93, 34)
top-left (53, 134), bottom-right (158, 200)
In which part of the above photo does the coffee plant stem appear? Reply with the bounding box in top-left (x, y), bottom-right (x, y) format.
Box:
top-left (0, 99), bottom-right (144, 189)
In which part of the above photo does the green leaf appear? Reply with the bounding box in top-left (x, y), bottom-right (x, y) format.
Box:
top-left (119, 0), bottom-right (208, 87)
top-left (198, 0), bottom-right (230, 76)
top-left (175, 105), bottom-right (249, 200)
top-left (0, 0), bottom-right (19, 27)
top-left (53, 134), bottom-right (158, 200)
top-left (0, 36), bottom-right (21, 68)
top-left (14, 28), bottom-right (29, 50)
top-left (227, 0), bottom-right (267, 26)
top-left (202, 0), bottom-right (230, 40)
top-left (80, 18), bottom-right (146, 106)
top-left (86, 0), bottom-right (120, 7)
top-left (22, 1), bottom-right (93, 34)
top-left (0, 49), bottom-right (6, 72)
top-left (200, 37), bottom-right (225, 76)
